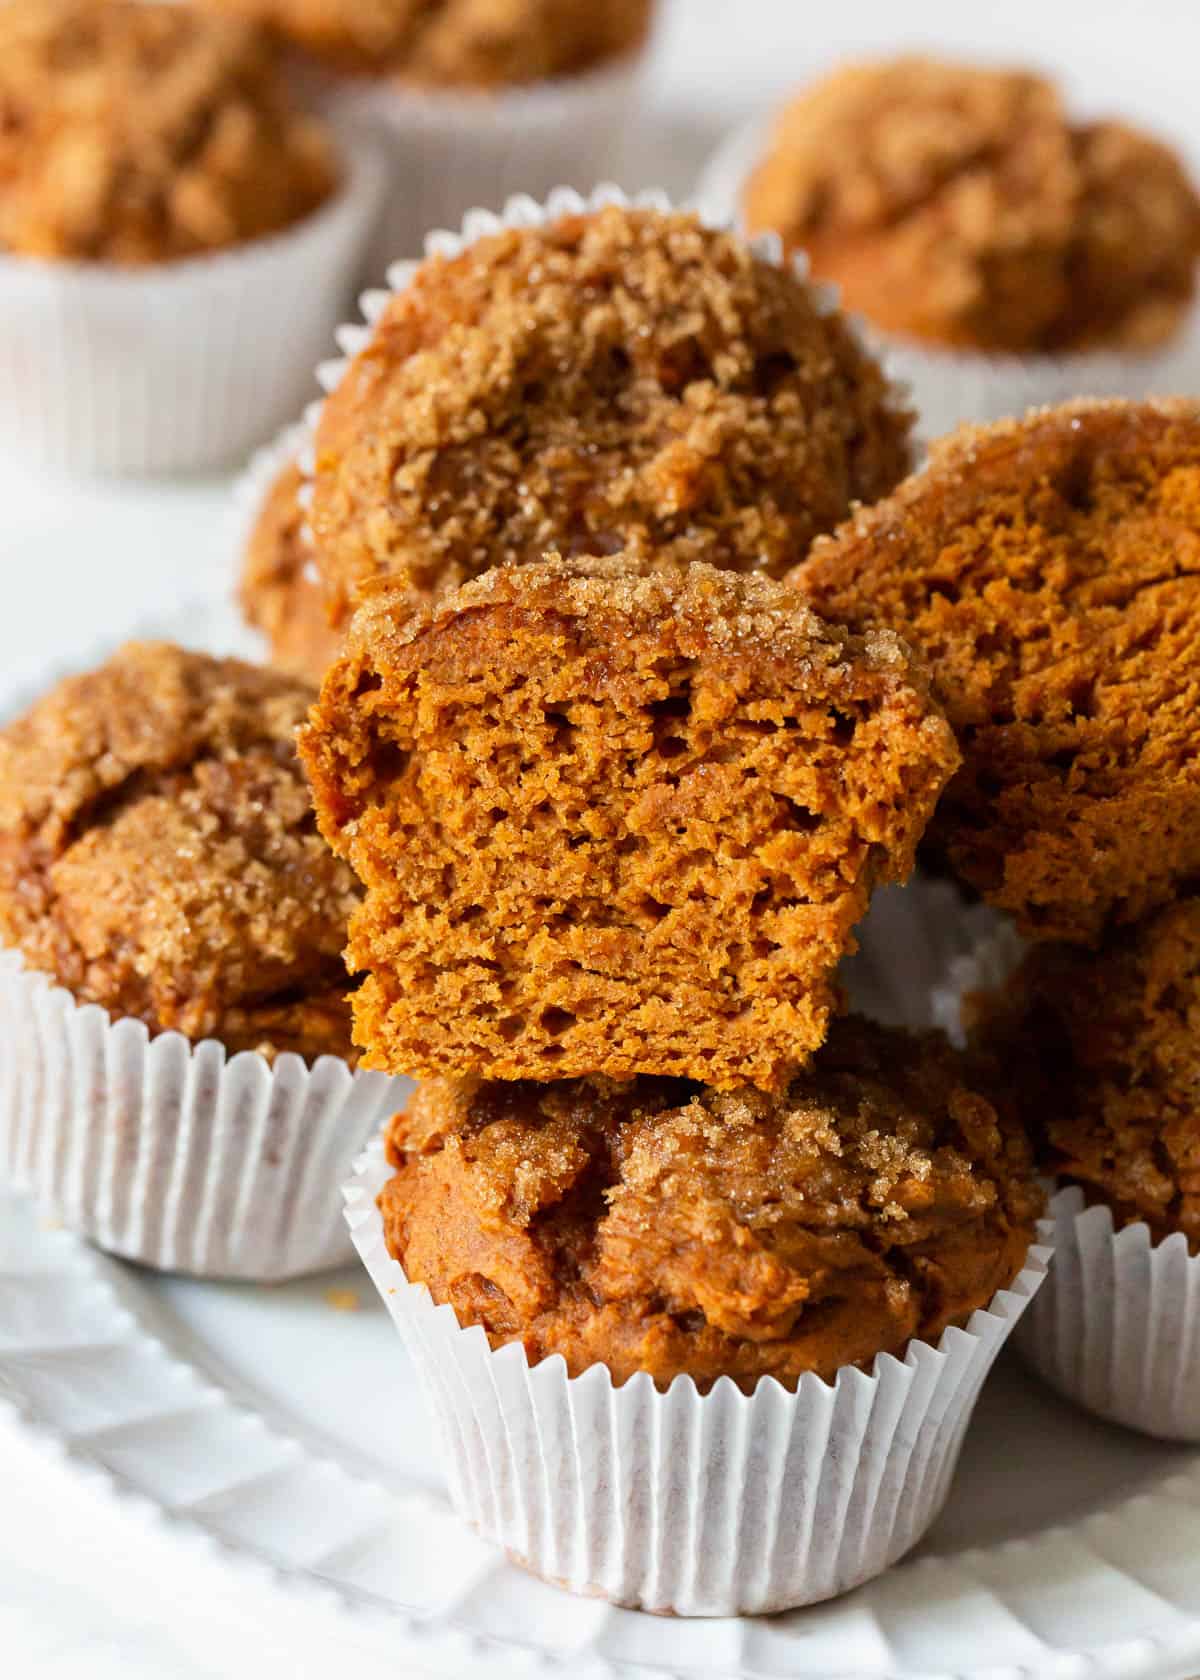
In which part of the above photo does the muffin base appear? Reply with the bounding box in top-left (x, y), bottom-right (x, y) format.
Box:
top-left (345, 1134), bottom-right (1050, 1616)
top-left (0, 949), bottom-right (408, 1280)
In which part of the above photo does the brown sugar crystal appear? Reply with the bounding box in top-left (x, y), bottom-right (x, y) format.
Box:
top-left (796, 399), bottom-right (1200, 944)
top-left (0, 0), bottom-right (337, 265)
top-left (239, 453), bottom-right (345, 683)
top-left (982, 899), bottom-right (1200, 1251)
top-left (310, 204), bottom-right (913, 621)
top-left (203, 0), bottom-right (654, 85)
top-left (379, 1016), bottom-right (1042, 1391)
top-left (0, 642), bottom-right (360, 1061)
top-left (300, 554), bottom-right (959, 1091)
top-left (743, 58), bottom-right (1200, 355)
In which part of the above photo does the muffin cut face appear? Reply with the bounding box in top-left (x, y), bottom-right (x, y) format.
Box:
top-left (797, 399), bottom-right (1200, 944)
top-left (300, 555), bottom-right (960, 1091)
top-left (311, 204), bottom-right (913, 620)
top-left (239, 453), bottom-right (344, 683)
top-left (379, 1016), bottom-right (1042, 1391)
top-left (984, 899), bottom-right (1200, 1251)
top-left (0, 642), bottom-right (360, 1060)
top-left (0, 0), bottom-right (337, 265)
top-left (743, 57), bottom-right (1200, 354)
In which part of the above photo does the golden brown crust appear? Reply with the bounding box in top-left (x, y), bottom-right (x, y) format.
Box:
top-left (980, 901), bottom-right (1200, 1251)
top-left (0, 643), bottom-right (360, 1061)
top-left (0, 0), bottom-right (337, 264)
top-left (380, 1016), bottom-right (1042, 1391)
top-left (795, 398), bottom-right (1200, 944)
top-left (205, 0), bottom-right (652, 85)
top-left (311, 205), bottom-right (913, 620)
top-left (300, 554), bottom-right (959, 1091)
top-left (239, 455), bottom-right (345, 683)
top-left (744, 58), bottom-right (1200, 353)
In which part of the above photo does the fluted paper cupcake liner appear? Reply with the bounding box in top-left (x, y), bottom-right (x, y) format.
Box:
top-left (841, 873), bottom-right (1021, 1044)
top-left (299, 181), bottom-right (915, 494)
top-left (0, 949), bottom-right (409, 1281)
top-left (307, 51), bottom-right (646, 282)
top-left (698, 113), bottom-right (1200, 441)
top-left (0, 138), bottom-right (382, 476)
top-left (1016, 1186), bottom-right (1200, 1442)
top-left (345, 1135), bottom-right (1050, 1616)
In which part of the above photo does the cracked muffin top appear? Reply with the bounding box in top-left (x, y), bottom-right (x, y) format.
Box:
top-left (980, 899), bottom-right (1200, 1251)
top-left (744, 57), bottom-right (1200, 353)
top-left (300, 553), bottom-right (959, 1092)
top-left (0, 0), bottom-right (337, 264)
top-left (0, 642), bottom-right (360, 1061)
top-left (796, 398), bottom-right (1200, 944)
top-left (239, 451), bottom-right (344, 684)
top-left (379, 1016), bottom-right (1042, 1391)
top-left (203, 0), bottom-right (653, 85)
top-left (310, 204), bottom-right (913, 621)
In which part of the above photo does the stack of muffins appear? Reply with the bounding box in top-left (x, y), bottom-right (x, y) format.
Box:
top-left (283, 197), bottom-right (1047, 1613)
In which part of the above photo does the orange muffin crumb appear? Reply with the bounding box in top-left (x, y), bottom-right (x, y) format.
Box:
top-left (0, 0), bottom-right (337, 264)
top-left (0, 643), bottom-right (359, 1060)
top-left (311, 204), bottom-right (913, 621)
top-left (744, 58), bottom-right (1200, 353)
top-left (982, 900), bottom-right (1200, 1251)
top-left (300, 554), bottom-right (959, 1091)
top-left (206, 0), bottom-right (653, 85)
top-left (379, 1016), bottom-right (1041, 1392)
top-left (239, 453), bottom-right (344, 683)
top-left (796, 399), bottom-right (1200, 944)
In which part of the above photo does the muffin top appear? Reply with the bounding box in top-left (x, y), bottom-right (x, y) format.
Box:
top-left (981, 900), bottom-right (1200, 1250)
top-left (300, 553), bottom-right (959, 1092)
top-left (744, 57), bottom-right (1200, 353)
top-left (206, 0), bottom-right (653, 85)
top-left (0, 642), bottom-right (360, 1061)
top-left (0, 0), bottom-right (337, 264)
top-left (311, 204), bottom-right (913, 619)
top-left (239, 450), bottom-right (344, 684)
top-left (796, 398), bottom-right (1200, 944)
top-left (380, 1016), bottom-right (1041, 1391)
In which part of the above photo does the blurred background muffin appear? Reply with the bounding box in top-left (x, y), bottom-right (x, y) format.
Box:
top-left (710, 54), bottom-right (1200, 432)
top-left (201, 0), bottom-right (659, 278)
top-left (0, 0), bottom-right (380, 472)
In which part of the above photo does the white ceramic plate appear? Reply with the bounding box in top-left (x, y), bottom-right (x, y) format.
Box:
top-left (3, 601), bottom-right (1200, 1680)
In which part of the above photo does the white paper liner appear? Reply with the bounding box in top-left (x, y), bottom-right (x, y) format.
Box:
top-left (0, 136), bottom-right (382, 476)
top-left (841, 873), bottom-right (1021, 1044)
top-left (307, 50), bottom-right (646, 282)
top-left (299, 181), bottom-right (915, 506)
top-left (1016, 1186), bottom-right (1200, 1442)
top-left (0, 949), bottom-right (410, 1281)
top-left (345, 1134), bottom-right (1050, 1616)
top-left (697, 112), bottom-right (1200, 441)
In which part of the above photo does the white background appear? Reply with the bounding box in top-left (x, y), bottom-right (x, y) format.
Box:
top-left (3, 1), bottom-right (1200, 1673)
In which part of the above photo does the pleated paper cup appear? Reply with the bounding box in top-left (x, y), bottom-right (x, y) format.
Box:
top-left (345, 1135), bottom-right (1050, 1616)
top-left (698, 113), bottom-right (1200, 441)
top-left (0, 137), bottom-right (382, 477)
top-left (0, 949), bottom-right (409, 1281)
top-left (1017, 1186), bottom-right (1200, 1442)
top-left (310, 50), bottom-right (646, 282)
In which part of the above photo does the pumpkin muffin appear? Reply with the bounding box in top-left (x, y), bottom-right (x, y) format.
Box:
top-left (743, 58), bottom-right (1200, 355)
top-left (239, 451), bottom-right (344, 682)
top-left (982, 899), bottom-right (1200, 1251)
top-left (0, 0), bottom-right (337, 264)
top-left (300, 554), bottom-right (959, 1092)
top-left (310, 203), bottom-right (913, 622)
top-left (378, 1015), bottom-right (1042, 1391)
top-left (0, 642), bottom-right (359, 1060)
top-left (796, 398), bottom-right (1200, 944)
top-left (205, 0), bottom-right (653, 84)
